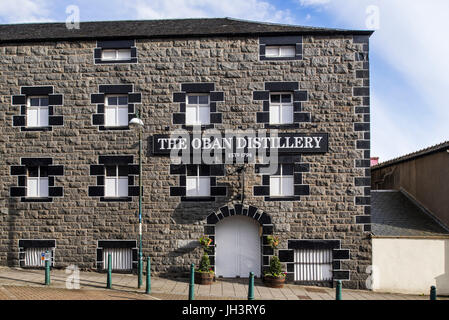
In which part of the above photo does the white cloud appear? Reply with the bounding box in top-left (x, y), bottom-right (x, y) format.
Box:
top-left (299, 0), bottom-right (330, 6)
top-left (0, 0), bottom-right (53, 23)
top-left (125, 0), bottom-right (294, 24)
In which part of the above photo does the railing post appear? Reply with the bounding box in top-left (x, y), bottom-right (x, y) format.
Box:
top-left (430, 286), bottom-right (437, 300)
top-left (248, 272), bottom-right (255, 300)
top-left (45, 260), bottom-right (50, 286)
top-left (336, 280), bottom-right (342, 300)
top-left (189, 263), bottom-right (195, 300)
top-left (106, 253), bottom-right (112, 289)
top-left (146, 256), bottom-right (151, 294)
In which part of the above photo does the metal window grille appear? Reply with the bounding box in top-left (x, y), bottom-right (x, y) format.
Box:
top-left (24, 247), bottom-right (53, 267)
top-left (294, 248), bottom-right (333, 281)
top-left (102, 248), bottom-right (133, 270)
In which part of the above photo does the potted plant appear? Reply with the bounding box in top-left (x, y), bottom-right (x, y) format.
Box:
top-left (194, 235), bottom-right (215, 285)
top-left (263, 235), bottom-right (286, 288)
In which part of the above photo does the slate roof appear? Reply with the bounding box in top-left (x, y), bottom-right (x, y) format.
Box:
top-left (371, 190), bottom-right (449, 237)
top-left (372, 140), bottom-right (449, 170)
top-left (0, 17), bottom-right (373, 43)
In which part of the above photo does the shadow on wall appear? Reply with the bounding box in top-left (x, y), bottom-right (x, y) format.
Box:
top-left (435, 239), bottom-right (449, 295)
top-left (7, 197), bottom-right (20, 267)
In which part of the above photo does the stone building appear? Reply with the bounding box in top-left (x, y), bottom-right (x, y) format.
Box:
top-left (0, 18), bottom-right (373, 289)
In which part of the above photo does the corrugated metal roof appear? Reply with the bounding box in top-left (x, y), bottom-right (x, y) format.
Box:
top-left (371, 190), bottom-right (449, 237)
top-left (372, 141), bottom-right (449, 170)
top-left (0, 17), bottom-right (374, 43)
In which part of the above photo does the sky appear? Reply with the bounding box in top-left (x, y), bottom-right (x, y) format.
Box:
top-left (0, 0), bottom-right (447, 163)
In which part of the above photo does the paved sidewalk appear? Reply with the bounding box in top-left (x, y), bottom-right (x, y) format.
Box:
top-left (0, 267), bottom-right (440, 300)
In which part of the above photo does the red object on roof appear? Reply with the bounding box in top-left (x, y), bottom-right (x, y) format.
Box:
top-left (370, 157), bottom-right (379, 166)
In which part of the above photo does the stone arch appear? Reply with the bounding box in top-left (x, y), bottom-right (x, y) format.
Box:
top-left (204, 204), bottom-right (274, 276)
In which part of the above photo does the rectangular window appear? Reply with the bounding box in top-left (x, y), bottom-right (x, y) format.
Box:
top-left (269, 93), bottom-right (293, 124)
top-left (294, 248), bottom-right (333, 281)
top-left (101, 49), bottom-right (132, 61)
top-left (186, 94), bottom-right (210, 125)
top-left (105, 165), bottom-right (128, 197)
top-left (186, 165), bottom-right (211, 197)
top-left (105, 95), bottom-right (129, 127)
top-left (265, 46), bottom-right (296, 58)
top-left (102, 247), bottom-right (133, 270)
top-left (27, 96), bottom-right (49, 127)
top-left (270, 164), bottom-right (294, 197)
top-left (24, 247), bottom-right (53, 267)
top-left (27, 166), bottom-right (48, 198)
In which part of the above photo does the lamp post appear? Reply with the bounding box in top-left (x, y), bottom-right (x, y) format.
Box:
top-left (129, 113), bottom-right (144, 288)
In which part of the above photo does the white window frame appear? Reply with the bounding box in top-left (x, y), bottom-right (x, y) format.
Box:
top-left (186, 166), bottom-right (211, 197)
top-left (27, 96), bottom-right (49, 128)
top-left (27, 166), bottom-right (49, 198)
top-left (104, 95), bottom-right (129, 127)
top-left (104, 165), bottom-right (128, 198)
top-left (101, 49), bottom-right (132, 61)
top-left (185, 94), bottom-right (210, 125)
top-left (265, 45), bottom-right (296, 58)
top-left (269, 164), bottom-right (294, 197)
top-left (269, 93), bottom-right (293, 124)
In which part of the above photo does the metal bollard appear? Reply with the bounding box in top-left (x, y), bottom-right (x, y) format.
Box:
top-left (336, 280), bottom-right (342, 300)
top-left (146, 257), bottom-right (151, 294)
top-left (248, 272), bottom-right (255, 300)
top-left (430, 286), bottom-right (437, 300)
top-left (106, 253), bottom-right (112, 289)
top-left (189, 263), bottom-right (195, 300)
top-left (45, 260), bottom-right (50, 285)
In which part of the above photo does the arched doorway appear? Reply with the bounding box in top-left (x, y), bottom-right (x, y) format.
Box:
top-left (215, 215), bottom-right (261, 278)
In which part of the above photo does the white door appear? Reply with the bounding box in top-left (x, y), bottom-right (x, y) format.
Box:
top-left (215, 215), bottom-right (261, 278)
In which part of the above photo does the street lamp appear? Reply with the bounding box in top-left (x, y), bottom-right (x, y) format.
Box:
top-left (129, 113), bottom-right (144, 288)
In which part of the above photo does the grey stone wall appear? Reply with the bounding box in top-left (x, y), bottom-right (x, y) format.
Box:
top-left (0, 35), bottom-right (371, 289)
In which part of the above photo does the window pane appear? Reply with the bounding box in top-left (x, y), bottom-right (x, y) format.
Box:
top-left (105, 106), bottom-right (117, 126)
top-left (269, 105), bottom-right (280, 124)
top-left (102, 50), bottom-right (116, 60)
top-left (30, 98), bottom-right (40, 107)
top-left (107, 96), bottom-right (118, 106)
top-left (118, 165), bottom-right (128, 177)
top-left (280, 46), bottom-right (296, 57)
top-left (198, 177), bottom-right (210, 196)
top-left (105, 166), bottom-right (116, 177)
top-left (39, 178), bottom-right (49, 197)
top-left (280, 105), bottom-right (293, 124)
top-left (198, 96), bottom-right (209, 104)
top-left (281, 176), bottom-right (294, 196)
top-left (198, 106), bottom-right (210, 124)
top-left (27, 178), bottom-right (38, 197)
top-left (105, 178), bottom-right (117, 197)
top-left (118, 96), bottom-right (128, 105)
top-left (40, 166), bottom-right (48, 177)
top-left (187, 96), bottom-right (198, 104)
top-left (281, 94), bottom-right (292, 103)
top-left (38, 107), bottom-right (49, 127)
top-left (118, 177), bottom-right (128, 197)
top-left (270, 94), bottom-right (280, 103)
top-left (186, 177), bottom-right (198, 196)
top-left (40, 97), bottom-right (49, 106)
top-left (117, 49), bottom-right (131, 60)
top-left (185, 106), bottom-right (197, 125)
top-left (28, 166), bottom-right (39, 177)
top-left (117, 106), bottom-right (129, 126)
top-left (27, 108), bottom-right (38, 127)
top-left (266, 46), bottom-right (279, 57)
top-left (270, 177), bottom-right (281, 196)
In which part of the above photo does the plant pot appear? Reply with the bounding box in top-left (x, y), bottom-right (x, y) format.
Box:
top-left (263, 275), bottom-right (286, 288)
top-left (194, 271), bottom-right (214, 285)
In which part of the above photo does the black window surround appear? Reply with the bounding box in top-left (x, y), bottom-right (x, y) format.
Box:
top-left (12, 86), bottom-right (64, 132)
top-left (254, 82), bottom-right (310, 129)
top-left (169, 164), bottom-right (226, 202)
top-left (91, 85), bottom-right (142, 131)
top-left (253, 155), bottom-right (309, 201)
top-left (88, 155), bottom-right (141, 202)
top-left (259, 36), bottom-right (302, 61)
top-left (94, 40), bottom-right (138, 64)
top-left (18, 239), bottom-right (56, 268)
top-left (10, 158), bottom-right (64, 202)
top-left (172, 83), bottom-right (224, 129)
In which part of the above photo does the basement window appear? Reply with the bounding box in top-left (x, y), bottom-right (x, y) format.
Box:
top-left (101, 49), bottom-right (132, 61)
top-left (265, 46), bottom-right (296, 58)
